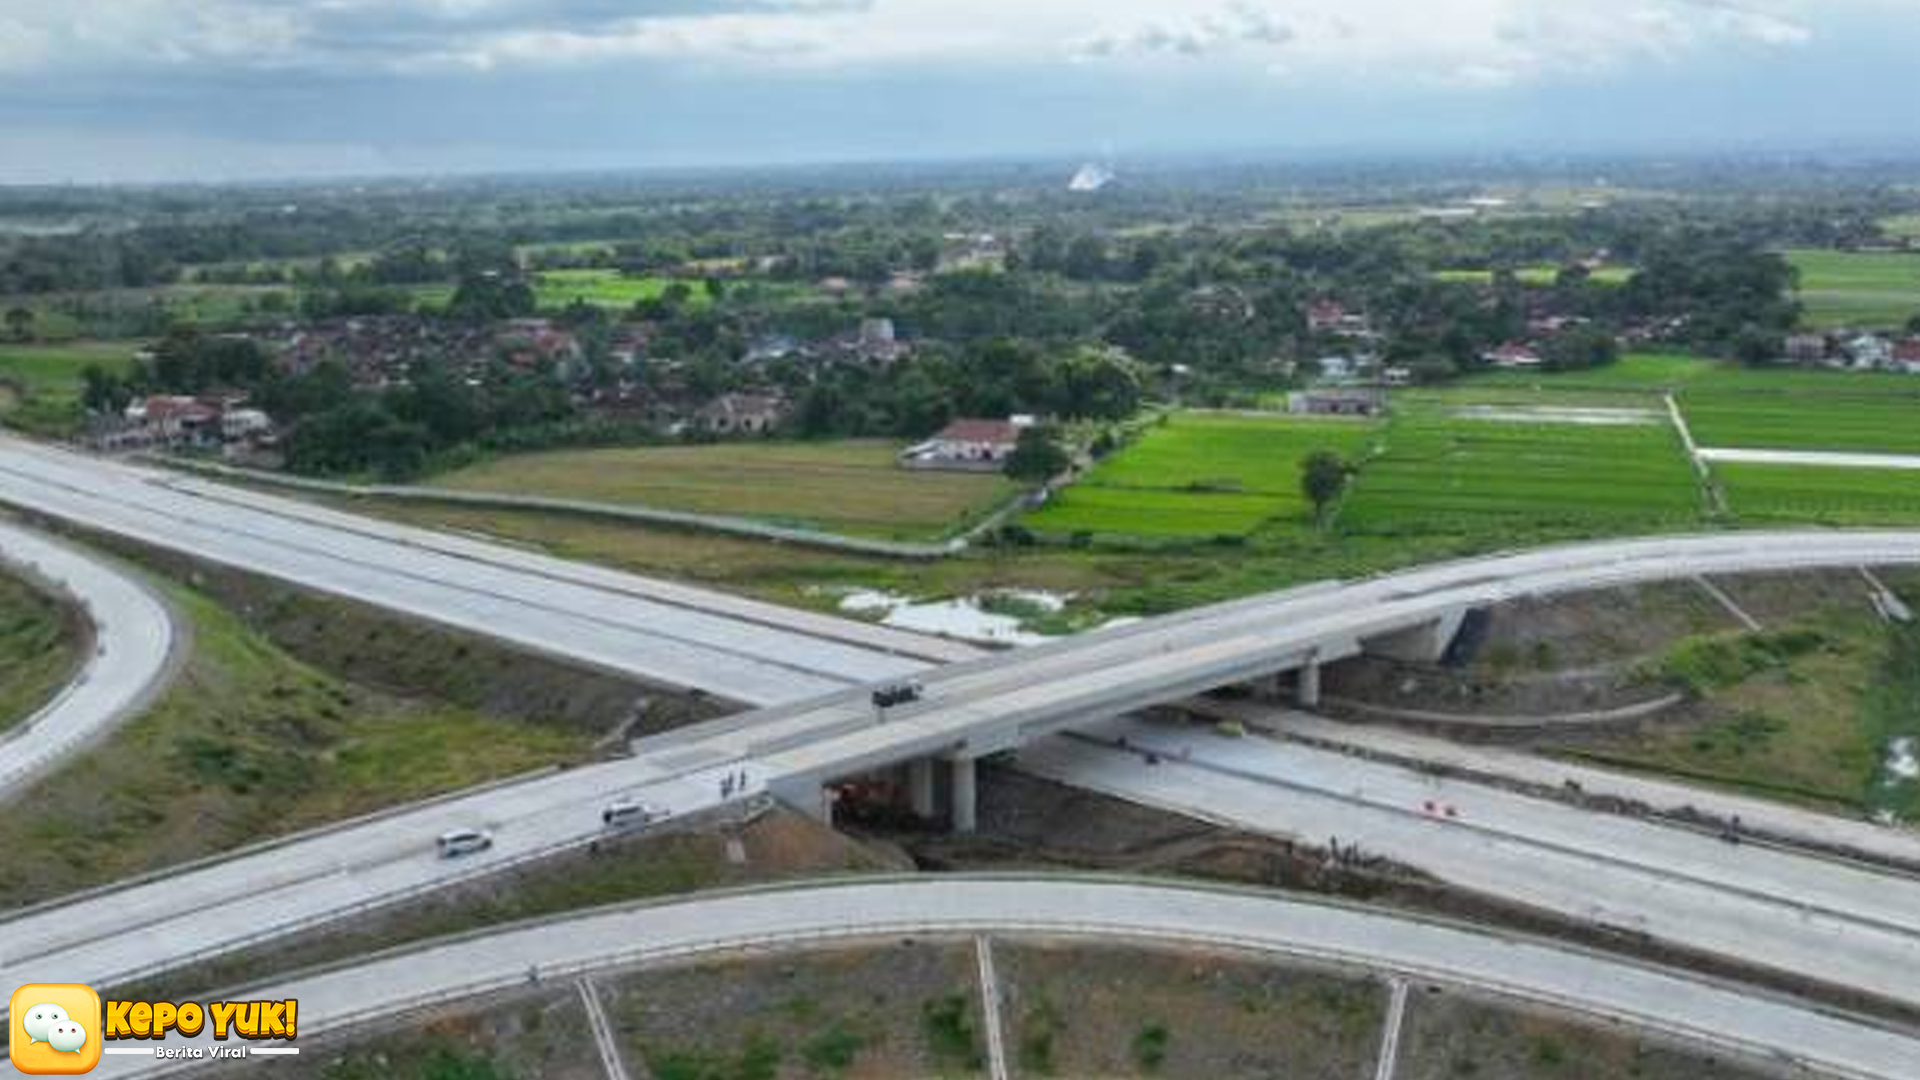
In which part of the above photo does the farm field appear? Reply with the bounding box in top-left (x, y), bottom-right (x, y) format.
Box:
top-left (1433, 265), bottom-right (1634, 287)
top-left (1682, 393), bottom-right (1920, 456)
top-left (1, 285), bottom-right (290, 340)
top-left (1025, 411), bottom-right (1378, 540)
top-left (1463, 351), bottom-right (1920, 396)
top-left (532, 268), bottom-right (706, 310)
top-left (1785, 248), bottom-right (1920, 329)
top-left (428, 440), bottom-right (1015, 541)
top-left (0, 341), bottom-right (139, 434)
top-left (1716, 462), bottom-right (1920, 526)
top-left (1339, 398), bottom-right (1703, 535)
top-left (1460, 352), bottom-right (1711, 393)
top-left (1884, 214), bottom-right (1920, 240)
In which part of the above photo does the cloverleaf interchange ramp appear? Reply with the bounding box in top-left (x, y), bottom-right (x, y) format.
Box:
top-left (0, 518), bottom-right (177, 803)
top-left (8, 435), bottom-right (1920, 1061)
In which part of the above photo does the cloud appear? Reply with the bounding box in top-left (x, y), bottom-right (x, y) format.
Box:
top-left (0, 0), bottom-right (1855, 82)
top-left (1072, 3), bottom-right (1296, 62)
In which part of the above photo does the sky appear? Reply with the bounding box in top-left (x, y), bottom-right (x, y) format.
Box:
top-left (1, 0), bottom-right (1916, 183)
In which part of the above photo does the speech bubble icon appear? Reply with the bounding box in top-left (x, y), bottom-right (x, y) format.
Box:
top-left (48, 1020), bottom-right (88, 1054)
top-left (22, 1002), bottom-right (69, 1043)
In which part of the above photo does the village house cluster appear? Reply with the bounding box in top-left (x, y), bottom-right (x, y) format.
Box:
top-left (1782, 330), bottom-right (1920, 373)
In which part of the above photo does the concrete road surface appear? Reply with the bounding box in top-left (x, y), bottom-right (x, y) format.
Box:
top-left (1021, 717), bottom-right (1920, 1007)
top-left (0, 520), bottom-right (177, 801)
top-left (19, 877), bottom-right (1917, 1080)
top-left (0, 437), bottom-right (965, 707)
top-left (12, 436), bottom-right (1920, 1023)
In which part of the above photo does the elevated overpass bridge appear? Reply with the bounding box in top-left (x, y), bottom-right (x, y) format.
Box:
top-left (7, 435), bottom-right (1920, 1006)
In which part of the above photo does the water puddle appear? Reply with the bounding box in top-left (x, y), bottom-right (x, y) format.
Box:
top-left (832, 588), bottom-right (1074, 646)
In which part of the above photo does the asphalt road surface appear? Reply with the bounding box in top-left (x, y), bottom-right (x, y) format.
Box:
top-left (29, 877), bottom-right (1920, 1080)
top-left (0, 519), bottom-right (177, 801)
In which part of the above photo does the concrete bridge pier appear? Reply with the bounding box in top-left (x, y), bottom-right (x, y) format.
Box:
top-left (908, 757), bottom-right (938, 819)
top-left (951, 754), bottom-right (979, 834)
top-left (772, 779), bottom-right (835, 825)
top-left (1364, 608), bottom-right (1469, 665)
top-left (1296, 660), bottom-right (1322, 709)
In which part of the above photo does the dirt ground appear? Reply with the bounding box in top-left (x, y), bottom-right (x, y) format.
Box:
top-left (1395, 989), bottom-right (1783, 1080)
top-left (211, 987), bottom-right (603, 1080)
top-left (607, 943), bottom-right (986, 1079)
top-left (996, 941), bottom-right (1385, 1079)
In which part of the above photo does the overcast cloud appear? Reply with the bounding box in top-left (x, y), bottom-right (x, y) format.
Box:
top-left (0, 0), bottom-right (1912, 182)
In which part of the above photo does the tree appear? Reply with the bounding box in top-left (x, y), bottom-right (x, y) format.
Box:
top-left (1301, 449), bottom-right (1350, 526)
top-left (1543, 327), bottom-right (1619, 372)
top-left (1733, 327), bottom-right (1782, 367)
top-left (1005, 426), bottom-right (1070, 482)
top-left (3, 306), bottom-right (33, 342)
top-left (80, 365), bottom-right (131, 415)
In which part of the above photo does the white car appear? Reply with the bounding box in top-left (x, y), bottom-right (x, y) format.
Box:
top-left (602, 801), bottom-right (671, 829)
top-left (436, 828), bottom-right (494, 858)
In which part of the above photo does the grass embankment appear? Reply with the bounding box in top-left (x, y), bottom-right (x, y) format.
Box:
top-left (1785, 248), bottom-right (1920, 329)
top-left (0, 568), bottom-right (82, 733)
top-left (1398, 991), bottom-right (1772, 1080)
top-left (0, 585), bottom-right (593, 908)
top-left (429, 440), bottom-right (1015, 542)
top-left (1564, 588), bottom-right (1920, 819)
top-left (1001, 943), bottom-right (1383, 1078)
top-left (0, 341), bottom-right (138, 435)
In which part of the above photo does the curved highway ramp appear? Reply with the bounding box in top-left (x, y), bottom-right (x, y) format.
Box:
top-left (0, 519), bottom-right (178, 802)
top-left (52, 876), bottom-right (1920, 1080)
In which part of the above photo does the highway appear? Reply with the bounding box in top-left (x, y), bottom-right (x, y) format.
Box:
top-left (10, 439), bottom-right (1920, 1023)
top-left (1203, 702), bottom-right (1920, 868)
top-left (0, 436), bottom-right (967, 708)
top-left (26, 877), bottom-right (1920, 1080)
top-left (0, 518), bottom-right (177, 801)
top-left (1021, 717), bottom-right (1920, 1007)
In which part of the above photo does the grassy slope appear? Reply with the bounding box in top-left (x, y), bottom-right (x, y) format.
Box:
top-left (1027, 412), bottom-right (1378, 539)
top-left (1785, 248), bottom-right (1920, 329)
top-left (1564, 598), bottom-right (1920, 818)
top-left (0, 568), bottom-right (81, 733)
top-left (0, 585), bottom-right (592, 907)
top-left (430, 440), bottom-right (1014, 541)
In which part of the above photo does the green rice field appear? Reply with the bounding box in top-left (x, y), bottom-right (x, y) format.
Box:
top-left (532, 269), bottom-right (706, 310)
top-left (1785, 249), bottom-right (1920, 329)
top-left (1717, 463), bottom-right (1920, 526)
top-left (1025, 411), bottom-right (1378, 539)
top-left (1682, 394), bottom-right (1920, 456)
top-left (1433, 265), bottom-right (1634, 287)
top-left (1339, 399), bottom-right (1703, 535)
